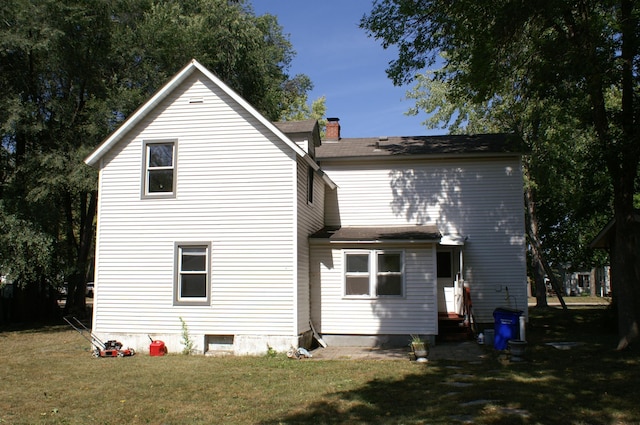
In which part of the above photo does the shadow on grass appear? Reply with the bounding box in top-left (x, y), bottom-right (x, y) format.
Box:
top-left (0, 301), bottom-right (93, 334)
top-left (261, 307), bottom-right (640, 425)
top-left (0, 321), bottom-right (72, 335)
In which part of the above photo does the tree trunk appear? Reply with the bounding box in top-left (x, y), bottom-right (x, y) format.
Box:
top-left (531, 253), bottom-right (547, 308)
top-left (609, 0), bottom-right (640, 350)
top-left (612, 208), bottom-right (640, 350)
top-left (63, 190), bottom-right (97, 318)
top-left (524, 171), bottom-right (566, 310)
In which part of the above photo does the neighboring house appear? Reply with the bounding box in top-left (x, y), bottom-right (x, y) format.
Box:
top-left (85, 59), bottom-right (528, 355)
top-left (590, 209), bottom-right (640, 298)
top-left (563, 269), bottom-right (610, 297)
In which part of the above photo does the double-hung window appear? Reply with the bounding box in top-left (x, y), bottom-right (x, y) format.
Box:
top-left (175, 244), bottom-right (210, 305)
top-left (344, 250), bottom-right (404, 297)
top-left (345, 252), bottom-right (370, 296)
top-left (144, 140), bottom-right (176, 197)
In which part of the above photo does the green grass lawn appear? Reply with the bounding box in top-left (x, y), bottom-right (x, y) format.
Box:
top-left (1, 305), bottom-right (638, 424)
top-left (528, 295), bottom-right (612, 305)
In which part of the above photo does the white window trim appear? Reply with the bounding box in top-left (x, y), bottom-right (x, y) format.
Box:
top-left (174, 242), bottom-right (211, 306)
top-left (343, 249), bottom-right (405, 299)
top-left (142, 139), bottom-right (177, 199)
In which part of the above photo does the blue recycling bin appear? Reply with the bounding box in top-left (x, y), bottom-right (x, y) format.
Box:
top-left (493, 308), bottom-right (522, 350)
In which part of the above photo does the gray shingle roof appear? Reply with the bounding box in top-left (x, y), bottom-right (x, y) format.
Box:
top-left (273, 119), bottom-right (318, 134)
top-left (315, 133), bottom-right (526, 160)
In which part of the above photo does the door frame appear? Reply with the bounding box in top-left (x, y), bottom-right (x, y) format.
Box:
top-left (437, 236), bottom-right (466, 315)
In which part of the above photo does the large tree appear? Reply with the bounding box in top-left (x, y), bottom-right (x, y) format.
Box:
top-left (362, 0), bottom-right (639, 348)
top-left (0, 0), bottom-right (312, 319)
top-left (405, 66), bottom-right (611, 309)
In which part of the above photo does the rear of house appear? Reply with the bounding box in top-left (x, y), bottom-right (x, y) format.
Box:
top-left (310, 124), bottom-right (528, 346)
top-left (86, 60), bottom-right (528, 355)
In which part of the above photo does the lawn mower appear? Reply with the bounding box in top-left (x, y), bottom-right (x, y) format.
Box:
top-left (64, 316), bottom-right (135, 358)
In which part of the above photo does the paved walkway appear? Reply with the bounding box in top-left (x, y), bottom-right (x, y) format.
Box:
top-left (310, 340), bottom-right (487, 362)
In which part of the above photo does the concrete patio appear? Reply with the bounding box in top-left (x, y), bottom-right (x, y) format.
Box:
top-left (310, 340), bottom-right (488, 362)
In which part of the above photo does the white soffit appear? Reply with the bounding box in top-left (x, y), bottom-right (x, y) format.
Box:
top-left (440, 234), bottom-right (467, 246)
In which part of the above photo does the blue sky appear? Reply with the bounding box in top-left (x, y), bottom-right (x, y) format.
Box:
top-left (252, 1), bottom-right (443, 138)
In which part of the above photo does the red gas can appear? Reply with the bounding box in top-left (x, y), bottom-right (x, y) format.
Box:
top-left (149, 340), bottom-right (166, 356)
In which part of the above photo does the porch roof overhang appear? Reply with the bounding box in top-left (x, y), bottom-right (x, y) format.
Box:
top-left (439, 234), bottom-right (468, 246)
top-left (589, 209), bottom-right (640, 249)
top-left (309, 225), bottom-right (441, 244)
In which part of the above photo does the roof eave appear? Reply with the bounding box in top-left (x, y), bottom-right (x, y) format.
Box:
top-left (309, 238), bottom-right (440, 245)
top-left (317, 169), bottom-right (337, 190)
top-left (317, 152), bottom-right (524, 163)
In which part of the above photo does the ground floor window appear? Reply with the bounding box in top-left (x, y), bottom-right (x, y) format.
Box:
top-left (344, 250), bottom-right (404, 297)
top-left (174, 243), bottom-right (210, 305)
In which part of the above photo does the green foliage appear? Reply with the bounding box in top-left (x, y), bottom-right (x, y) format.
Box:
top-left (280, 90), bottom-right (328, 136)
top-left (0, 204), bottom-right (56, 286)
top-left (179, 317), bottom-right (194, 355)
top-left (120, 0), bottom-right (304, 121)
top-left (363, 0), bottom-right (640, 343)
top-left (265, 345), bottom-right (278, 358)
top-left (362, 0), bottom-right (638, 275)
top-left (405, 61), bottom-right (612, 274)
top-left (0, 0), bottom-right (313, 319)
top-left (277, 73), bottom-right (327, 135)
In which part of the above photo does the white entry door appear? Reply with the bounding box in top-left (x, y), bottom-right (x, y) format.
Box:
top-left (437, 250), bottom-right (455, 313)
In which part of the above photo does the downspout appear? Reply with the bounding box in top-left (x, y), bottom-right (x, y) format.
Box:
top-left (459, 248), bottom-right (464, 283)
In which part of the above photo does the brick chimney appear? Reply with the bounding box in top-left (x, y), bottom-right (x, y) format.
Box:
top-left (325, 117), bottom-right (340, 140)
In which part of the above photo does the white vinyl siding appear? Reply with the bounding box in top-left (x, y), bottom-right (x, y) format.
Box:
top-left (310, 244), bottom-right (437, 336)
top-left (296, 158), bottom-right (325, 334)
top-left (321, 157), bottom-right (526, 323)
top-left (93, 72), bottom-right (299, 341)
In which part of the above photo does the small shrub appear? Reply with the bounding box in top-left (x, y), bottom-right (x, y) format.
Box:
top-left (179, 317), bottom-right (193, 355)
top-left (265, 345), bottom-right (278, 358)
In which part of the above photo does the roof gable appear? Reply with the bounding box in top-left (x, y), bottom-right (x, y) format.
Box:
top-left (85, 59), bottom-right (309, 167)
top-left (273, 119), bottom-right (321, 146)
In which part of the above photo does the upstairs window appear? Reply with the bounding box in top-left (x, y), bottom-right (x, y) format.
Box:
top-left (144, 141), bottom-right (176, 197)
top-left (344, 250), bottom-right (404, 297)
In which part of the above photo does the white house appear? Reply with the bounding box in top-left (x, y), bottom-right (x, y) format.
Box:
top-left (85, 59), bottom-right (527, 355)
